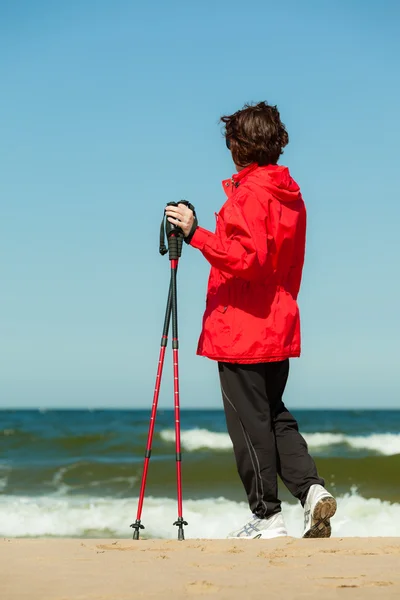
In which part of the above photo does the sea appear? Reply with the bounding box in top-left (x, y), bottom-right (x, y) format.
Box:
top-left (1, 409), bottom-right (399, 539)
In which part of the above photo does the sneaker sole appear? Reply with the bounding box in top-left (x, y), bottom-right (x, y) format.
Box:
top-left (226, 534), bottom-right (262, 540)
top-left (303, 496), bottom-right (337, 539)
top-left (227, 532), bottom-right (287, 540)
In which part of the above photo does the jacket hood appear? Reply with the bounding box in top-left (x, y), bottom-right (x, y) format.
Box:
top-left (235, 163), bottom-right (301, 204)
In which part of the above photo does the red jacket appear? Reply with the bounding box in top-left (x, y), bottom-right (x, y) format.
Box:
top-left (190, 163), bottom-right (306, 363)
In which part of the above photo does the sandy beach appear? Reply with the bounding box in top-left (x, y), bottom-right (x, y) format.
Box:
top-left (2, 537), bottom-right (400, 599)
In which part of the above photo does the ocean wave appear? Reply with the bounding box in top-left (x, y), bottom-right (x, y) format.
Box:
top-left (305, 433), bottom-right (400, 455)
top-left (0, 462), bottom-right (11, 493)
top-left (2, 455), bottom-right (400, 503)
top-left (0, 491), bottom-right (399, 538)
top-left (160, 429), bottom-right (400, 455)
top-left (160, 429), bottom-right (232, 450)
top-left (1, 429), bottom-right (16, 436)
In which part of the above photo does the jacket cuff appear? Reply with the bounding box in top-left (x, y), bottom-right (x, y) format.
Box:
top-left (189, 226), bottom-right (211, 250)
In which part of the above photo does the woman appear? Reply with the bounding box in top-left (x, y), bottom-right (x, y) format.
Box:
top-left (165, 102), bottom-right (336, 539)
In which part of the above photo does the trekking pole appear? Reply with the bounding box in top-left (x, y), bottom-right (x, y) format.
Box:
top-left (169, 222), bottom-right (188, 541)
top-left (130, 281), bottom-right (172, 540)
top-left (130, 202), bottom-right (188, 541)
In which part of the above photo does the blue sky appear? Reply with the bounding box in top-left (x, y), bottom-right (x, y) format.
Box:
top-left (1, 0), bottom-right (399, 409)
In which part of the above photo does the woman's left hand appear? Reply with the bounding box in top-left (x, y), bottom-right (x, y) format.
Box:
top-left (165, 203), bottom-right (195, 238)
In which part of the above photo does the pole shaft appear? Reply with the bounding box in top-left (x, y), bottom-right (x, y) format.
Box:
top-left (170, 259), bottom-right (184, 519)
top-left (134, 282), bottom-right (173, 523)
top-left (173, 347), bottom-right (183, 516)
top-left (171, 259), bottom-right (178, 341)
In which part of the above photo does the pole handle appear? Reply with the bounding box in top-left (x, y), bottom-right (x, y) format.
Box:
top-left (160, 201), bottom-right (191, 260)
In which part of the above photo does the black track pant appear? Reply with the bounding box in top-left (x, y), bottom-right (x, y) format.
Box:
top-left (218, 359), bottom-right (324, 518)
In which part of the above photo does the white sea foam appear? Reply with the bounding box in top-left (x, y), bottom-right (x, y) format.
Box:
top-left (305, 433), bottom-right (400, 455)
top-left (0, 463), bottom-right (11, 493)
top-left (160, 429), bottom-right (400, 455)
top-left (161, 428), bottom-right (233, 451)
top-left (1, 429), bottom-right (15, 436)
top-left (0, 492), bottom-right (399, 538)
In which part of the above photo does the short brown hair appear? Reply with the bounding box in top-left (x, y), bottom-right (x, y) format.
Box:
top-left (220, 101), bottom-right (289, 167)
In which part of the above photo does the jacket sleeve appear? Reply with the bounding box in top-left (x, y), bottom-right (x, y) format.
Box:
top-left (287, 207), bottom-right (306, 300)
top-left (189, 192), bottom-right (267, 281)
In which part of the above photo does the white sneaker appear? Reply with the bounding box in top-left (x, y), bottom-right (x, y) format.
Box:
top-left (227, 512), bottom-right (288, 540)
top-left (303, 484), bottom-right (337, 538)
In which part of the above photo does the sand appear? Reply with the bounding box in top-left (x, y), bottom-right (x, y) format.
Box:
top-left (2, 537), bottom-right (400, 599)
